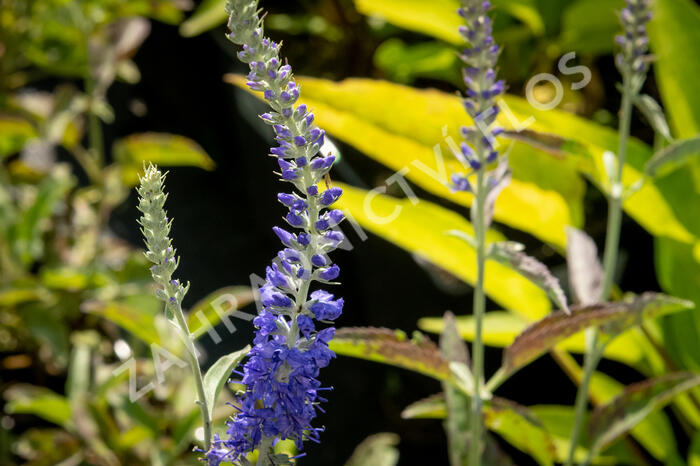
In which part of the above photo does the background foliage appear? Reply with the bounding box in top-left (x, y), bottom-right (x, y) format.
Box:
top-left (0, 0), bottom-right (698, 464)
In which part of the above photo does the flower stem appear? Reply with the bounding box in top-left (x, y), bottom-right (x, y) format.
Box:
top-left (565, 80), bottom-right (634, 466)
top-left (172, 299), bottom-right (212, 452)
top-left (256, 436), bottom-right (274, 466)
top-left (469, 167), bottom-right (487, 466)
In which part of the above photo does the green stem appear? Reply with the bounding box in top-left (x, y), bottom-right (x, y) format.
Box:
top-left (256, 436), bottom-right (274, 466)
top-left (565, 79), bottom-right (634, 466)
top-left (84, 39), bottom-right (104, 169)
top-left (469, 168), bottom-right (487, 466)
top-left (172, 300), bottom-right (212, 452)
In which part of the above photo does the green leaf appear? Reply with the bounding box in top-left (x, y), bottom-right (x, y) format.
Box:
top-left (186, 286), bottom-right (256, 339)
top-left (334, 183), bottom-right (551, 319)
top-left (344, 433), bottom-right (400, 466)
top-left (690, 430), bottom-right (700, 466)
top-left (202, 346), bottom-right (250, 418)
top-left (10, 166), bottom-right (73, 264)
top-left (484, 398), bottom-right (557, 466)
top-left (634, 94), bottom-right (673, 142)
top-left (374, 39), bottom-right (460, 85)
top-left (354, 0), bottom-right (543, 44)
top-left (227, 74), bottom-right (585, 249)
top-left (0, 115), bottom-right (37, 158)
top-left (645, 136), bottom-right (700, 178)
top-left (559, 0), bottom-right (624, 55)
top-left (114, 132), bottom-right (215, 185)
top-left (502, 293), bottom-right (693, 375)
top-left (649, 0), bottom-right (700, 139)
top-left (589, 372), bottom-right (700, 459)
top-left (83, 299), bottom-right (161, 346)
top-left (179, 0), bottom-right (227, 37)
top-left (5, 385), bottom-right (72, 428)
top-left (330, 327), bottom-right (453, 383)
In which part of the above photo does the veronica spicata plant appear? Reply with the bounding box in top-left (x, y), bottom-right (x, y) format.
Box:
top-left (566, 1), bottom-right (653, 464)
top-left (137, 164), bottom-right (214, 452)
top-left (451, 2), bottom-right (507, 465)
top-left (207, 1), bottom-right (345, 464)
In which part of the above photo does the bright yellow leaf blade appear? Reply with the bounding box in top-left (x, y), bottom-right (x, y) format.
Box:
top-left (336, 182), bottom-right (551, 319)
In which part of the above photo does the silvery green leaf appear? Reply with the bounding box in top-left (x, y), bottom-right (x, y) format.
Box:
top-left (440, 312), bottom-right (472, 466)
top-left (445, 229), bottom-right (477, 249)
top-left (490, 242), bottom-right (569, 314)
top-left (644, 135), bottom-right (700, 178)
top-left (602, 150), bottom-right (617, 189)
top-left (634, 94), bottom-right (672, 142)
top-left (565, 227), bottom-right (603, 305)
top-left (484, 156), bottom-right (511, 228)
top-left (202, 346), bottom-right (250, 418)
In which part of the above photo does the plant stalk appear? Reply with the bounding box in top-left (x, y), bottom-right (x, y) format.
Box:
top-left (469, 167), bottom-right (487, 466)
top-left (172, 300), bottom-right (212, 452)
top-left (565, 79), bottom-right (634, 466)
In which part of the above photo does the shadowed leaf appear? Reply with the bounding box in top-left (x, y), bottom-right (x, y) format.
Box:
top-left (203, 346), bottom-right (250, 418)
top-left (589, 372), bottom-right (700, 458)
top-left (634, 94), bottom-right (672, 142)
top-left (503, 293), bottom-right (693, 374)
top-left (330, 327), bottom-right (451, 383)
top-left (490, 241), bottom-right (569, 313)
top-left (645, 136), bottom-right (700, 178)
top-left (179, 0), bottom-right (227, 37)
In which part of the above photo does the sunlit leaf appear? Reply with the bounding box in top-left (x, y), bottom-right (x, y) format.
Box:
top-left (114, 132), bottom-right (215, 185)
top-left (203, 346), bottom-right (250, 418)
top-left (589, 372), bottom-right (700, 459)
top-left (334, 183), bottom-right (551, 318)
top-left (0, 115), bottom-right (37, 158)
top-left (503, 293), bottom-right (693, 374)
top-left (83, 299), bottom-right (160, 346)
top-left (344, 433), bottom-right (400, 466)
top-left (227, 74), bottom-right (585, 249)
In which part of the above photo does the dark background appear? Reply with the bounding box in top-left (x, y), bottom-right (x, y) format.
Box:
top-left (102, 1), bottom-right (665, 463)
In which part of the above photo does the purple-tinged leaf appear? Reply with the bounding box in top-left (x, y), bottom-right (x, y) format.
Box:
top-left (588, 372), bottom-right (700, 458)
top-left (330, 327), bottom-right (451, 383)
top-left (566, 227), bottom-right (604, 305)
top-left (502, 293), bottom-right (693, 374)
top-left (490, 242), bottom-right (569, 314)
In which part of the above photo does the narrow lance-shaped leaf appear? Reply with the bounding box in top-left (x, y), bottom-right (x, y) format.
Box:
top-left (634, 94), bottom-right (673, 142)
top-left (179, 0), bottom-right (228, 37)
top-left (588, 372), bottom-right (700, 460)
top-left (566, 227), bottom-right (604, 305)
top-left (202, 346), bottom-right (250, 418)
top-left (344, 433), bottom-right (400, 466)
top-left (483, 156), bottom-right (512, 229)
top-left (440, 312), bottom-right (472, 466)
top-left (502, 293), bottom-right (693, 375)
top-left (330, 327), bottom-right (452, 384)
top-left (644, 135), bottom-right (700, 178)
top-left (186, 286), bottom-right (256, 339)
top-left (489, 241), bottom-right (569, 314)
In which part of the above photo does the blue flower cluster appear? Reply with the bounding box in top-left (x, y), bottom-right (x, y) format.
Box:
top-left (207, 1), bottom-right (345, 464)
top-left (451, 0), bottom-right (505, 193)
top-left (615, 0), bottom-right (652, 77)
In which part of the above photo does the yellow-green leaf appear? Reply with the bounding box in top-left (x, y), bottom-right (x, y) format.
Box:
top-left (335, 182), bottom-right (551, 319)
top-left (0, 115), bottom-right (37, 157)
top-left (227, 74), bottom-right (585, 249)
top-left (114, 132), bottom-right (215, 185)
